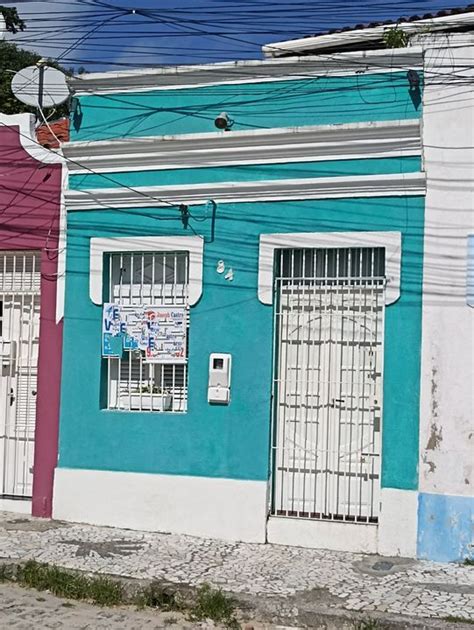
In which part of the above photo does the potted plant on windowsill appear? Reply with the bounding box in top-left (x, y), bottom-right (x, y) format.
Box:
top-left (128, 385), bottom-right (173, 412)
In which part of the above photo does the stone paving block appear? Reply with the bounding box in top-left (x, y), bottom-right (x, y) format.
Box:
top-left (0, 510), bottom-right (473, 626)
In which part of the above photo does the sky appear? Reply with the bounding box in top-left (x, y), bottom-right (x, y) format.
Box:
top-left (2, 0), bottom-right (472, 70)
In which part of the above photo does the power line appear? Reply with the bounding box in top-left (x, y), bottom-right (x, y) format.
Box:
top-left (0, 119), bottom-right (187, 211)
top-left (3, 0), bottom-right (473, 68)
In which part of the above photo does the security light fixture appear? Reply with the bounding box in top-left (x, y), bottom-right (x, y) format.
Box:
top-left (407, 69), bottom-right (421, 111)
top-left (407, 70), bottom-right (420, 90)
top-left (214, 112), bottom-right (233, 131)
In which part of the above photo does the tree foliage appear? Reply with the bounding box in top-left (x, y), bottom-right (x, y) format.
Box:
top-left (0, 7), bottom-right (70, 116)
top-left (0, 41), bottom-right (54, 115)
top-left (0, 42), bottom-right (70, 116)
top-left (0, 5), bottom-right (25, 33)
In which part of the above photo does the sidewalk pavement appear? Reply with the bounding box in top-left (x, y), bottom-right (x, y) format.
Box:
top-left (0, 582), bottom-right (217, 629)
top-left (0, 511), bottom-right (472, 628)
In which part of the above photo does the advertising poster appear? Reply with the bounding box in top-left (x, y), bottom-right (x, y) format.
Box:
top-left (102, 303), bottom-right (187, 363)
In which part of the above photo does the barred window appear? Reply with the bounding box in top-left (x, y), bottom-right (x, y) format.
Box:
top-left (105, 251), bottom-right (189, 413)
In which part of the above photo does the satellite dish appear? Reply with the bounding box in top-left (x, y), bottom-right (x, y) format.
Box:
top-left (11, 65), bottom-right (69, 108)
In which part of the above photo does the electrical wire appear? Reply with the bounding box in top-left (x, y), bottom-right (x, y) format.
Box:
top-left (2, 0), bottom-right (473, 69)
top-left (0, 119), bottom-right (209, 223)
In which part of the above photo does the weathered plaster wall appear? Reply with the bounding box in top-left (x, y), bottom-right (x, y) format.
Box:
top-left (0, 114), bottom-right (64, 517)
top-left (418, 39), bottom-right (474, 561)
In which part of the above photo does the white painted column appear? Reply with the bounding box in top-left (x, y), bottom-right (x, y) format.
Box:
top-left (418, 35), bottom-right (474, 560)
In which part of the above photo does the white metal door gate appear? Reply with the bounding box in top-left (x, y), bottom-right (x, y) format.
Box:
top-left (271, 247), bottom-right (385, 525)
top-left (0, 252), bottom-right (41, 498)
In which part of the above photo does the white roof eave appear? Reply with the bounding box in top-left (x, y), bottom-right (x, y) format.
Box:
top-left (262, 11), bottom-right (474, 58)
top-left (68, 46), bottom-right (423, 95)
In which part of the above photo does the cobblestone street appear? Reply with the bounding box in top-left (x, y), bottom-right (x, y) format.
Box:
top-left (0, 511), bottom-right (472, 628)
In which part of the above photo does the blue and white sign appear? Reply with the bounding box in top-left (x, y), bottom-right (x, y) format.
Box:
top-left (102, 304), bottom-right (187, 363)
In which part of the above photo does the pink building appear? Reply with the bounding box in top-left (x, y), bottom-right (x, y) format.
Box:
top-left (0, 113), bottom-right (65, 517)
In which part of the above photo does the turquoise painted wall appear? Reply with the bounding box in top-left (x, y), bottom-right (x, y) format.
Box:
top-left (69, 156), bottom-right (421, 190)
top-left (71, 72), bottom-right (421, 141)
top-left (59, 196), bottom-right (424, 489)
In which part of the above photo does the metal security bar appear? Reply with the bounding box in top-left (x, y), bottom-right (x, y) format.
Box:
top-left (106, 251), bottom-right (189, 413)
top-left (0, 251), bottom-right (41, 498)
top-left (271, 247), bottom-right (385, 524)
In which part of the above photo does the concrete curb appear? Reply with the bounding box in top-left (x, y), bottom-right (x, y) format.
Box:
top-left (0, 558), bottom-right (472, 629)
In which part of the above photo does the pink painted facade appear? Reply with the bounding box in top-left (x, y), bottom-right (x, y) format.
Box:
top-left (0, 113), bottom-right (64, 517)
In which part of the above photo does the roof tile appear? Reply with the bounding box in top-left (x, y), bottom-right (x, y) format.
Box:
top-left (36, 118), bottom-right (69, 149)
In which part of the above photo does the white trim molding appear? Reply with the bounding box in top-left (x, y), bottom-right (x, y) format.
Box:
top-left (53, 468), bottom-right (268, 543)
top-left (56, 165), bottom-right (69, 323)
top-left (0, 113), bottom-right (68, 322)
top-left (258, 231), bottom-right (402, 305)
top-left (0, 113), bottom-right (63, 165)
top-left (90, 235), bottom-right (203, 305)
top-left (69, 47), bottom-right (423, 95)
top-left (67, 173), bottom-right (425, 212)
top-left (64, 119), bottom-right (421, 174)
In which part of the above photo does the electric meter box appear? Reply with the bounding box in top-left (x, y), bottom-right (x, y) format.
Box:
top-left (208, 353), bottom-right (232, 404)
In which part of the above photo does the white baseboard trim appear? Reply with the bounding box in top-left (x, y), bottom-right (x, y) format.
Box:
top-left (52, 469), bottom-right (418, 555)
top-left (0, 498), bottom-right (32, 515)
top-left (378, 488), bottom-right (418, 558)
top-left (53, 468), bottom-right (268, 543)
top-left (267, 516), bottom-right (378, 553)
top-left (267, 489), bottom-right (418, 556)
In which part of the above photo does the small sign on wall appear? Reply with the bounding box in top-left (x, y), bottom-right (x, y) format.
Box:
top-left (102, 303), bottom-right (187, 363)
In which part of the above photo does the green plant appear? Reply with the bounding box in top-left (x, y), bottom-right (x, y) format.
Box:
top-left (463, 558), bottom-right (474, 566)
top-left (0, 565), bottom-right (8, 582)
top-left (137, 384), bottom-right (170, 395)
top-left (189, 583), bottom-right (239, 629)
top-left (0, 562), bottom-right (242, 626)
top-left (136, 582), bottom-right (182, 611)
top-left (353, 619), bottom-right (382, 630)
top-left (383, 27), bottom-right (409, 48)
top-left (17, 561), bottom-right (124, 606)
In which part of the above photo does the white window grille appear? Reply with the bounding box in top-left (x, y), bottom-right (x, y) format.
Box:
top-left (271, 247), bottom-right (385, 524)
top-left (105, 251), bottom-right (189, 413)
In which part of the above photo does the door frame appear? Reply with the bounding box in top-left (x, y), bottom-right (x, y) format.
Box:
top-left (270, 257), bottom-right (386, 523)
top-left (258, 231), bottom-right (402, 552)
top-left (0, 251), bottom-right (41, 500)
